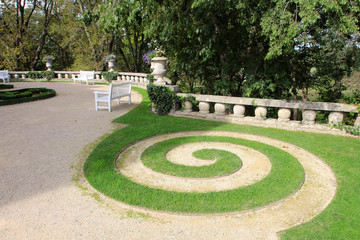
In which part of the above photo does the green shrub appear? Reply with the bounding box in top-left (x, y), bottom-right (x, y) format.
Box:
top-left (101, 71), bottom-right (118, 82)
top-left (332, 123), bottom-right (360, 137)
top-left (342, 91), bottom-right (360, 125)
top-left (26, 71), bottom-right (43, 79)
top-left (26, 71), bottom-right (56, 81)
top-left (147, 83), bottom-right (180, 115)
top-left (147, 74), bottom-right (154, 84)
top-left (181, 94), bottom-right (199, 111)
top-left (43, 70), bottom-right (56, 81)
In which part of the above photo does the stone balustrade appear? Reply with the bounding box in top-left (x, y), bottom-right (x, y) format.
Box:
top-left (8, 71), bottom-right (149, 87)
top-left (177, 93), bottom-right (359, 127)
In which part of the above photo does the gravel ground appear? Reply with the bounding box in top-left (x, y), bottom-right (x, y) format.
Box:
top-left (0, 82), bottom-right (336, 240)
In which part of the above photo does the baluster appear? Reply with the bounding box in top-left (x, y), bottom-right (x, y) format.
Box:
top-left (199, 102), bottom-right (210, 114)
top-left (255, 106), bottom-right (267, 119)
top-left (183, 101), bottom-right (193, 113)
top-left (328, 112), bottom-right (344, 125)
top-left (355, 116), bottom-right (360, 127)
top-left (278, 108), bottom-right (291, 122)
top-left (302, 110), bottom-right (316, 124)
top-left (233, 105), bottom-right (245, 118)
top-left (215, 103), bottom-right (226, 115)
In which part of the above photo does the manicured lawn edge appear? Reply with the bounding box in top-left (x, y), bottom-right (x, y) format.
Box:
top-left (84, 87), bottom-right (360, 239)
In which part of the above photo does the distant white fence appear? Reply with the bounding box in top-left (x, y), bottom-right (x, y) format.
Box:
top-left (8, 71), bottom-right (149, 87)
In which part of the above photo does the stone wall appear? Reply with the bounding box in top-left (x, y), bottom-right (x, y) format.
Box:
top-left (176, 93), bottom-right (359, 127)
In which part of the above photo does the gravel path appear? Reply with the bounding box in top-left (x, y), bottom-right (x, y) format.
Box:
top-left (0, 82), bottom-right (336, 240)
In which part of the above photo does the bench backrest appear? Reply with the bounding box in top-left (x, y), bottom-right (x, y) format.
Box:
top-left (0, 70), bottom-right (9, 77)
top-left (79, 70), bottom-right (95, 79)
top-left (110, 82), bottom-right (132, 99)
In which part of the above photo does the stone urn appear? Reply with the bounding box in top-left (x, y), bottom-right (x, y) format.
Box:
top-left (43, 57), bottom-right (53, 71)
top-left (151, 57), bottom-right (168, 85)
top-left (108, 60), bottom-right (115, 72)
top-left (46, 61), bottom-right (52, 71)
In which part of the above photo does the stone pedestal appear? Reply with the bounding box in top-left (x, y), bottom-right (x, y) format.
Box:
top-left (278, 108), bottom-right (291, 122)
top-left (233, 105), bottom-right (245, 118)
top-left (255, 106), bottom-right (267, 119)
top-left (302, 110), bottom-right (316, 125)
top-left (328, 112), bottom-right (344, 125)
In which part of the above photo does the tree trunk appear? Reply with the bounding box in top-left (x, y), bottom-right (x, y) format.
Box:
top-left (31, 29), bottom-right (47, 70)
top-left (77, 0), bottom-right (99, 68)
top-left (290, 65), bottom-right (298, 120)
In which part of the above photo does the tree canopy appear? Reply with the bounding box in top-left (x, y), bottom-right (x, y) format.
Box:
top-left (0, 0), bottom-right (359, 102)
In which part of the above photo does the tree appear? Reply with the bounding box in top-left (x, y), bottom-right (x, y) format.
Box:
top-left (95, 0), bottom-right (152, 72)
top-left (261, 0), bottom-right (360, 102)
top-left (31, 0), bottom-right (55, 70)
top-left (147, 0), bottom-right (264, 96)
top-left (146, 0), bottom-right (300, 99)
top-left (0, 0), bottom-right (38, 70)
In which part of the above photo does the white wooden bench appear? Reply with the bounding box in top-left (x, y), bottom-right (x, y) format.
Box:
top-left (0, 70), bottom-right (10, 83)
top-left (72, 70), bottom-right (95, 85)
top-left (94, 82), bottom-right (132, 112)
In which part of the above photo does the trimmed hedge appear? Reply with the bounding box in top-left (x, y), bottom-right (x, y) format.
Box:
top-left (101, 71), bottom-right (118, 82)
top-left (0, 88), bottom-right (56, 106)
top-left (0, 84), bottom-right (14, 90)
top-left (26, 71), bottom-right (56, 81)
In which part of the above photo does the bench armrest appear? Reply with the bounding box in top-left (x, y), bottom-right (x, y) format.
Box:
top-left (94, 91), bottom-right (109, 95)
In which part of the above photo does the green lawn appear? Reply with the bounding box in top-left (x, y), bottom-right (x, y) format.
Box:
top-left (84, 87), bottom-right (360, 239)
